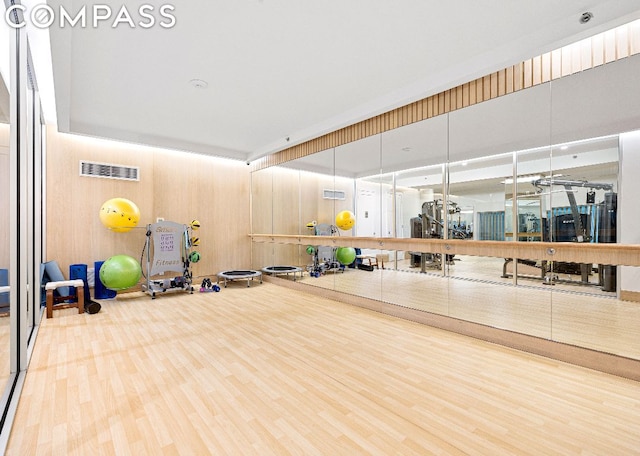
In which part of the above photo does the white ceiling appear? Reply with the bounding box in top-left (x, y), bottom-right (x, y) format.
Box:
top-left (45, 1), bottom-right (640, 163)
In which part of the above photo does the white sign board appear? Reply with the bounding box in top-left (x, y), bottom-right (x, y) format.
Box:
top-left (150, 221), bottom-right (187, 275)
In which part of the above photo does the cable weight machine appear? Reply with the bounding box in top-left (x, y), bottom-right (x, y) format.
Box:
top-left (527, 178), bottom-right (616, 291)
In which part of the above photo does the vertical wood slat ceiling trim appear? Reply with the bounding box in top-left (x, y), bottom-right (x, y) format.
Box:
top-left (252, 21), bottom-right (640, 171)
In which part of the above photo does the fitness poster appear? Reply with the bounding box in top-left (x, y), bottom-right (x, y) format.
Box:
top-left (150, 221), bottom-right (187, 275)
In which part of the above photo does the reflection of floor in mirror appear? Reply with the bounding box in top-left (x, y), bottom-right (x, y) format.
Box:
top-left (296, 262), bottom-right (640, 360)
top-left (393, 254), bottom-right (613, 297)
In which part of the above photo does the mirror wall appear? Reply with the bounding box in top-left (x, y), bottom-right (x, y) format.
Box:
top-left (0, 18), bottom-right (48, 445)
top-left (251, 52), bottom-right (640, 363)
top-left (334, 136), bottom-right (379, 301)
top-left (0, 20), bottom-right (11, 410)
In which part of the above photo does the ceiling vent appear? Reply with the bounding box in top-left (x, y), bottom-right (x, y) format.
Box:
top-left (323, 189), bottom-right (345, 200)
top-left (79, 161), bottom-right (139, 181)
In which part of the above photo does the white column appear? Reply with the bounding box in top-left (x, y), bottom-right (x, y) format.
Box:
top-left (619, 130), bottom-right (640, 295)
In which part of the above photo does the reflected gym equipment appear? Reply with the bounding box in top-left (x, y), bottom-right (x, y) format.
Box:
top-left (504, 178), bottom-right (618, 292)
top-left (335, 210), bottom-right (356, 231)
top-left (261, 266), bottom-right (304, 281)
top-left (306, 223), bottom-right (344, 277)
top-left (599, 192), bottom-right (617, 292)
top-left (335, 247), bottom-right (356, 266)
top-left (410, 200), bottom-right (469, 272)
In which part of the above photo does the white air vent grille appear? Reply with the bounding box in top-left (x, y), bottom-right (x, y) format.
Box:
top-left (80, 161), bottom-right (139, 181)
top-left (323, 189), bottom-right (345, 200)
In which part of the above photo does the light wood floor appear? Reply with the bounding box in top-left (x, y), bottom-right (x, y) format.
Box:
top-left (6, 283), bottom-right (640, 455)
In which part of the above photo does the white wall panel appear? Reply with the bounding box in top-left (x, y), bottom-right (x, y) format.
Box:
top-left (551, 54), bottom-right (640, 144)
top-left (448, 84), bottom-right (551, 161)
top-left (619, 130), bottom-right (640, 293)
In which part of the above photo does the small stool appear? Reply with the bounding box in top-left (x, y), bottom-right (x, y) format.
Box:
top-left (356, 255), bottom-right (379, 269)
top-left (376, 254), bottom-right (390, 269)
top-left (45, 279), bottom-right (85, 318)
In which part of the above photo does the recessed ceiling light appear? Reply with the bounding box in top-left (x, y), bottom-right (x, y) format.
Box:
top-left (189, 79), bottom-right (208, 89)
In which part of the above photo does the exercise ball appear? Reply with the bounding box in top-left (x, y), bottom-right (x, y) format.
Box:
top-left (306, 245), bottom-right (315, 255)
top-left (335, 210), bottom-right (355, 231)
top-left (190, 236), bottom-right (200, 247)
top-left (99, 198), bottom-right (140, 232)
top-left (189, 251), bottom-right (201, 263)
top-left (336, 247), bottom-right (356, 265)
top-left (99, 254), bottom-right (142, 291)
top-left (190, 219), bottom-right (201, 230)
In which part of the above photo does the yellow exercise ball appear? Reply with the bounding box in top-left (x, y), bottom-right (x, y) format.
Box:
top-left (99, 198), bottom-right (140, 233)
top-left (190, 219), bottom-right (201, 230)
top-left (335, 210), bottom-right (356, 231)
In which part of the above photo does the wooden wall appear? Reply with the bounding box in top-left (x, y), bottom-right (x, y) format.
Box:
top-left (254, 20), bottom-right (640, 170)
top-left (45, 127), bottom-right (251, 283)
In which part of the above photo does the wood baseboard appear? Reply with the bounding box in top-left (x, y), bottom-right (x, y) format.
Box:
top-left (264, 275), bottom-right (640, 381)
top-left (620, 290), bottom-right (640, 303)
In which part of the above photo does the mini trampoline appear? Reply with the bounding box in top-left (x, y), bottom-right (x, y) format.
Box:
top-left (261, 266), bottom-right (304, 281)
top-left (217, 270), bottom-right (262, 288)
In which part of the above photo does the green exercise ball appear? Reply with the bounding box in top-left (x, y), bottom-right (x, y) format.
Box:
top-left (335, 247), bottom-right (356, 265)
top-left (306, 245), bottom-right (315, 255)
top-left (99, 254), bottom-right (142, 291)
